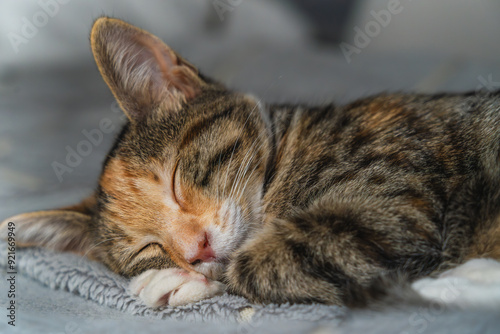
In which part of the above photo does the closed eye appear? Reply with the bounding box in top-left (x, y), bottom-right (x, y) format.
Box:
top-left (137, 242), bottom-right (163, 255)
top-left (172, 158), bottom-right (186, 209)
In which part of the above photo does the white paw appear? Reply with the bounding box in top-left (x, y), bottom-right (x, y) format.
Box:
top-left (438, 258), bottom-right (500, 283)
top-left (129, 268), bottom-right (225, 307)
top-left (412, 258), bottom-right (500, 309)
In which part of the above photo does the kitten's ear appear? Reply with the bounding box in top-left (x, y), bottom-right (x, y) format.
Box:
top-left (90, 17), bottom-right (205, 122)
top-left (0, 196), bottom-right (96, 257)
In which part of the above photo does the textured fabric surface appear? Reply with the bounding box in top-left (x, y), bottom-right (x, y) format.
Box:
top-left (0, 240), bottom-right (347, 323)
top-left (2, 242), bottom-right (500, 334)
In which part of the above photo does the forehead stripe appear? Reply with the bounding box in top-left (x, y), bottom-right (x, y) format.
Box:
top-left (197, 139), bottom-right (242, 187)
top-left (179, 107), bottom-right (232, 150)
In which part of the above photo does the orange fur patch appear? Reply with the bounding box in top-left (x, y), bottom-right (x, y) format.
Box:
top-left (99, 157), bottom-right (222, 272)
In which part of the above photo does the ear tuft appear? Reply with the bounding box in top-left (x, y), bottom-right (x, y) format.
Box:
top-left (91, 17), bottom-right (205, 122)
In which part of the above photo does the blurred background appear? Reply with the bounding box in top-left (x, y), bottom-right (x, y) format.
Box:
top-left (1, 0), bottom-right (500, 218)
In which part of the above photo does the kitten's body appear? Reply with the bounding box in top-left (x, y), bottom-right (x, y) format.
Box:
top-left (2, 18), bottom-right (500, 307)
top-left (228, 93), bottom-right (500, 305)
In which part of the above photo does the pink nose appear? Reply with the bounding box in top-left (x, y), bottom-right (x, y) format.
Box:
top-left (186, 233), bottom-right (216, 265)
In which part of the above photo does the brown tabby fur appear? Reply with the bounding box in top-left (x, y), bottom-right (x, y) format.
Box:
top-left (2, 17), bottom-right (500, 307)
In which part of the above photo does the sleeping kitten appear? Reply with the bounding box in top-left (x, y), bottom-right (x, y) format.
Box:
top-left (2, 17), bottom-right (500, 308)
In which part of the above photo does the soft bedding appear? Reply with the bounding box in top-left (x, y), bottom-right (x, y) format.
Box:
top-left (1, 242), bottom-right (500, 334)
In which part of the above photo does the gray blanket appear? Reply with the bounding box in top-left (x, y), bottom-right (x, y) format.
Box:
top-left (2, 241), bottom-right (500, 334)
top-left (0, 241), bottom-right (347, 330)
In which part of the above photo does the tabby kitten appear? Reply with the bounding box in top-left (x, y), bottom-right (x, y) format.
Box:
top-left (2, 17), bottom-right (500, 308)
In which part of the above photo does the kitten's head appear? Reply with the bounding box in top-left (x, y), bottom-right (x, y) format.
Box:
top-left (1, 18), bottom-right (271, 279)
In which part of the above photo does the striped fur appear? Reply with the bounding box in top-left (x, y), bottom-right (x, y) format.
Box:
top-left (2, 18), bottom-right (500, 307)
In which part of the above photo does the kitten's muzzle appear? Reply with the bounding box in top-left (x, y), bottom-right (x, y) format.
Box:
top-left (186, 232), bottom-right (216, 265)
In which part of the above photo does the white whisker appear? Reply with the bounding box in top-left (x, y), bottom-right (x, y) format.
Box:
top-left (228, 138), bottom-right (261, 200)
top-left (80, 236), bottom-right (126, 260)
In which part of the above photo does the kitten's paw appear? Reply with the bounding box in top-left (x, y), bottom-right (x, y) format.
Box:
top-left (129, 268), bottom-right (225, 307)
top-left (438, 258), bottom-right (500, 283)
top-left (412, 258), bottom-right (500, 308)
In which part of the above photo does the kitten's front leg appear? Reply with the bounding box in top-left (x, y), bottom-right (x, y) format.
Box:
top-left (224, 204), bottom-right (443, 306)
top-left (224, 216), bottom-right (352, 305)
top-left (129, 268), bottom-right (225, 307)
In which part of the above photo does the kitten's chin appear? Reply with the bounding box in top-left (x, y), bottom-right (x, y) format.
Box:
top-left (193, 261), bottom-right (227, 280)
